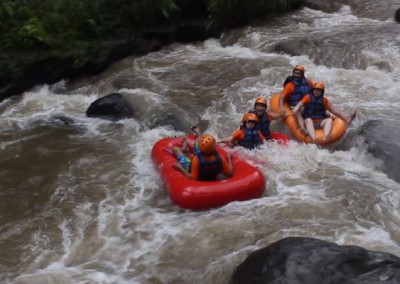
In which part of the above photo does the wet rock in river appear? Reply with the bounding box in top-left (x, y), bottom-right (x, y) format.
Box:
top-left (86, 93), bottom-right (135, 120)
top-left (230, 237), bottom-right (400, 284)
top-left (395, 8), bottom-right (400, 23)
top-left (358, 119), bottom-right (400, 183)
top-left (85, 92), bottom-right (191, 132)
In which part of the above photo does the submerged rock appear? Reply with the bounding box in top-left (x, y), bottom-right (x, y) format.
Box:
top-left (231, 237), bottom-right (400, 284)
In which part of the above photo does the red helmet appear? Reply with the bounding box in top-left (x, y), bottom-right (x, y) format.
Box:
top-left (293, 64), bottom-right (305, 73)
top-left (242, 113), bottom-right (259, 123)
top-left (254, 97), bottom-right (267, 107)
top-left (198, 134), bottom-right (216, 154)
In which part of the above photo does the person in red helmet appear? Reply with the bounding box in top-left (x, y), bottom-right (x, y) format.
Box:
top-left (219, 113), bottom-right (267, 149)
top-left (172, 133), bottom-right (233, 181)
top-left (292, 82), bottom-right (357, 143)
top-left (248, 96), bottom-right (282, 140)
top-left (279, 64), bottom-right (314, 135)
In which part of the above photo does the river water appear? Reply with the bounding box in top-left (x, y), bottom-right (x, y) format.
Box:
top-left (1, 2), bottom-right (400, 283)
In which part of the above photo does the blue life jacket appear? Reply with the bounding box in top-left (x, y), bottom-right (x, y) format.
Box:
top-left (303, 94), bottom-right (327, 119)
top-left (249, 110), bottom-right (270, 140)
top-left (238, 126), bottom-right (262, 149)
top-left (196, 151), bottom-right (223, 181)
top-left (283, 76), bottom-right (312, 106)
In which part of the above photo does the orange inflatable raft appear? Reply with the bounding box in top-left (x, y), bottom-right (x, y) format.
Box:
top-left (270, 93), bottom-right (348, 145)
top-left (151, 135), bottom-right (266, 210)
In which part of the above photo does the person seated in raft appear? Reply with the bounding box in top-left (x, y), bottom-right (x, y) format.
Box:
top-left (219, 113), bottom-right (267, 150)
top-left (172, 134), bottom-right (233, 181)
top-left (248, 97), bottom-right (283, 140)
top-left (173, 125), bottom-right (201, 157)
top-left (279, 64), bottom-right (314, 136)
top-left (291, 82), bottom-right (357, 143)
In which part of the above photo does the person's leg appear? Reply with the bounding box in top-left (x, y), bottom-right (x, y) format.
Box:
top-left (305, 118), bottom-right (316, 142)
top-left (321, 118), bottom-right (333, 142)
top-left (172, 146), bottom-right (185, 158)
top-left (180, 138), bottom-right (189, 153)
top-left (172, 147), bottom-right (191, 172)
top-left (296, 112), bottom-right (308, 136)
top-left (347, 110), bottom-right (357, 125)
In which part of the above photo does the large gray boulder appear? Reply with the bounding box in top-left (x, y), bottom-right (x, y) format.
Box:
top-left (86, 93), bottom-right (135, 120)
top-left (231, 237), bottom-right (400, 284)
top-left (85, 92), bottom-right (191, 131)
top-left (358, 119), bottom-right (400, 183)
top-left (396, 8), bottom-right (400, 22)
top-left (303, 0), bottom-right (343, 13)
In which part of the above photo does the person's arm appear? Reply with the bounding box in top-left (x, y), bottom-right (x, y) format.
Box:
top-left (292, 95), bottom-right (310, 113)
top-left (324, 99), bottom-right (336, 119)
top-left (219, 137), bottom-right (235, 144)
top-left (326, 98), bottom-right (357, 124)
top-left (291, 101), bottom-right (304, 114)
top-left (190, 125), bottom-right (201, 137)
top-left (218, 136), bottom-right (236, 148)
top-left (188, 157), bottom-right (199, 179)
top-left (268, 111), bottom-right (282, 121)
top-left (218, 130), bottom-right (241, 146)
top-left (325, 110), bottom-right (336, 119)
top-left (279, 83), bottom-right (295, 114)
top-left (221, 153), bottom-right (233, 178)
top-left (258, 131), bottom-right (267, 144)
top-left (327, 100), bottom-right (347, 120)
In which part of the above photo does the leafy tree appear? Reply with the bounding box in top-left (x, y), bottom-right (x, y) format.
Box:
top-left (0, 0), bottom-right (296, 75)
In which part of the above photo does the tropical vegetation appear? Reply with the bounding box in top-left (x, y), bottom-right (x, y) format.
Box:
top-left (0, 0), bottom-right (300, 76)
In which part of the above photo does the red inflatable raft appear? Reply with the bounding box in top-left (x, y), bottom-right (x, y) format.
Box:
top-left (151, 135), bottom-right (266, 210)
top-left (269, 132), bottom-right (291, 145)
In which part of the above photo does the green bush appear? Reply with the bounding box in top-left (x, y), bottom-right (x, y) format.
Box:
top-left (0, 0), bottom-right (296, 74)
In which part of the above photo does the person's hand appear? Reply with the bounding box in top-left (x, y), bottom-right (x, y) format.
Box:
top-left (326, 111), bottom-right (336, 119)
top-left (218, 140), bottom-right (229, 145)
top-left (173, 163), bottom-right (181, 170)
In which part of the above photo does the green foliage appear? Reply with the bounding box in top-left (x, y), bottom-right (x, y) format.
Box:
top-left (130, 0), bottom-right (179, 22)
top-left (0, 0), bottom-right (179, 49)
top-left (0, 0), bottom-right (297, 75)
top-left (0, 0), bottom-right (180, 73)
top-left (18, 17), bottom-right (53, 46)
top-left (0, 0), bottom-right (15, 17)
